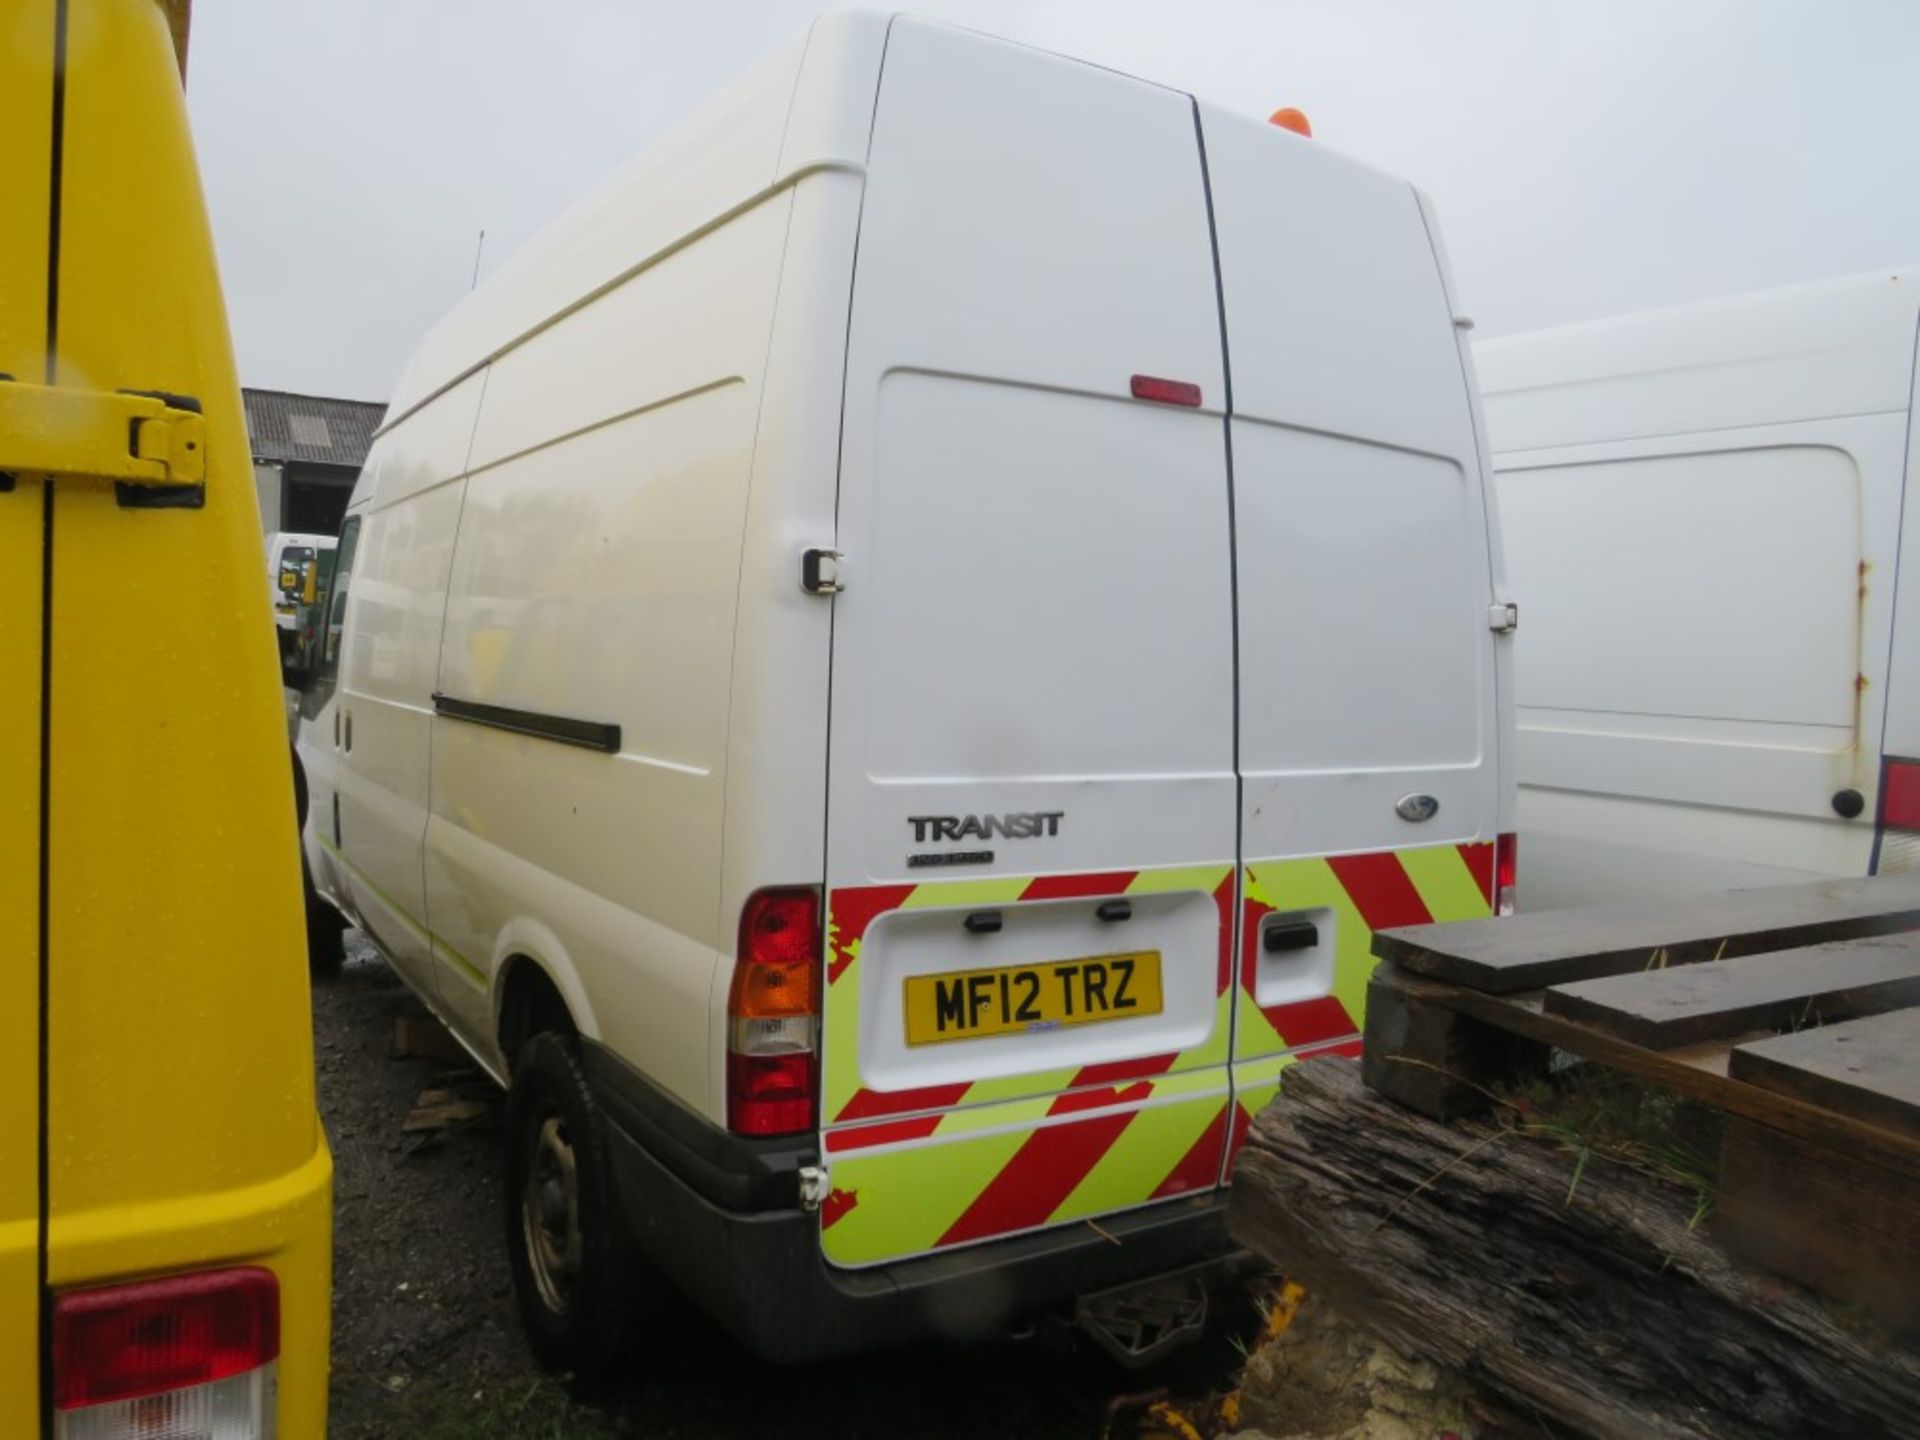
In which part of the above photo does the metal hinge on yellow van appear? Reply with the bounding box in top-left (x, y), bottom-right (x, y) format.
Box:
top-left (0, 379), bottom-right (205, 507)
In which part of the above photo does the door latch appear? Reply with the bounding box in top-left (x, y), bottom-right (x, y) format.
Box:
top-left (0, 380), bottom-right (206, 507)
top-left (1487, 601), bottom-right (1518, 634)
top-left (800, 547), bottom-right (844, 595)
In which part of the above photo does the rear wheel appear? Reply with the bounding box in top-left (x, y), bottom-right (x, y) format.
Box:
top-left (504, 1032), bottom-right (639, 1373)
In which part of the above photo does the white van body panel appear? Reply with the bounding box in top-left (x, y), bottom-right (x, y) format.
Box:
top-left (324, 371), bottom-right (487, 1001)
top-left (708, 169), bottom-right (866, 1108)
top-left (382, 8), bottom-right (888, 433)
top-left (426, 192), bottom-right (795, 1111)
top-left (1478, 269), bottom-right (1920, 908)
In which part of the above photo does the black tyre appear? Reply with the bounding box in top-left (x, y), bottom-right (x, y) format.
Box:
top-left (302, 851), bottom-right (345, 980)
top-left (504, 1032), bottom-right (638, 1374)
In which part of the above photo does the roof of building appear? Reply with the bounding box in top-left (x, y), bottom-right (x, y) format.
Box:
top-left (243, 387), bottom-right (387, 468)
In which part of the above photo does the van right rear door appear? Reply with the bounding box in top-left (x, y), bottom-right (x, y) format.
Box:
top-left (1198, 105), bottom-right (1503, 1134)
top-left (818, 19), bottom-right (1238, 1269)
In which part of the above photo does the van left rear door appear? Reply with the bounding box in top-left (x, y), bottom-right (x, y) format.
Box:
top-left (0, 0), bottom-right (56, 1422)
top-left (819, 18), bottom-right (1237, 1270)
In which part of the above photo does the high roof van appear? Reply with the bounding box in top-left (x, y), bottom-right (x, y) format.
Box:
top-left (1478, 269), bottom-right (1920, 910)
top-left (3, 2), bottom-right (331, 1435)
top-left (293, 9), bottom-right (1514, 1368)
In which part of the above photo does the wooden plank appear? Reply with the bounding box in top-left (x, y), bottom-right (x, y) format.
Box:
top-left (1424, 977), bottom-right (1920, 1180)
top-left (1729, 1008), bottom-right (1920, 1142)
top-left (1542, 934), bottom-right (1920, 1048)
top-left (390, 1013), bottom-right (470, 1064)
top-left (1360, 961), bottom-right (1548, 1120)
top-left (1229, 1059), bottom-right (1920, 1438)
top-left (1714, 1118), bottom-right (1919, 1335)
top-left (1373, 871), bottom-right (1920, 993)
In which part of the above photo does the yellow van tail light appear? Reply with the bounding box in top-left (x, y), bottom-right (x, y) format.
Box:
top-left (53, 1267), bottom-right (278, 1439)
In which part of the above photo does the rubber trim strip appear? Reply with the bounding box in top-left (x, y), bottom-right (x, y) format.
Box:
top-left (430, 692), bottom-right (621, 754)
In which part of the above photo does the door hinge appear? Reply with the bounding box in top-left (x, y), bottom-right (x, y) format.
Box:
top-left (800, 547), bottom-right (844, 595)
top-left (1487, 601), bottom-right (1518, 634)
top-left (0, 380), bottom-right (206, 506)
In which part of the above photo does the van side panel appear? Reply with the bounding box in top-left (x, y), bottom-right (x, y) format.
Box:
top-left (0, 0), bottom-right (55, 1420)
top-left (1480, 277), bottom-right (1919, 905)
top-left (823, 20), bottom-right (1236, 1268)
top-left (1197, 104), bottom-right (1499, 1105)
top-left (330, 373), bottom-right (486, 998)
top-left (41, 2), bottom-right (330, 1430)
top-left (427, 193), bottom-right (795, 1110)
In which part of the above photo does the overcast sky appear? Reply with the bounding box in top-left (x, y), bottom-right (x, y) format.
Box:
top-left (188, 1), bottom-right (1920, 402)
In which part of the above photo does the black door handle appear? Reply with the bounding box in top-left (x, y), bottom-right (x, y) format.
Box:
top-left (1264, 920), bottom-right (1319, 954)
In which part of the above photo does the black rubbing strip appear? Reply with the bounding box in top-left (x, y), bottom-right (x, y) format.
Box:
top-left (431, 693), bottom-right (622, 754)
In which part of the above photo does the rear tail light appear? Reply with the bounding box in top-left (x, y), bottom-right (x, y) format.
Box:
top-left (727, 887), bottom-right (822, 1136)
top-left (54, 1267), bottom-right (279, 1439)
top-left (1874, 758), bottom-right (1920, 875)
top-left (1493, 832), bottom-right (1518, 916)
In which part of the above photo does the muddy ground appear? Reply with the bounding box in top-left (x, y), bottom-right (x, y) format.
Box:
top-left (317, 935), bottom-right (1256, 1438)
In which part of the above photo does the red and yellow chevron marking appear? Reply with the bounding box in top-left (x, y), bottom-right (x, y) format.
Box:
top-left (820, 864), bottom-right (1233, 1267)
top-left (823, 864), bottom-right (1235, 1130)
top-left (1235, 841), bottom-right (1492, 1058)
top-left (820, 1069), bottom-right (1233, 1266)
top-left (816, 843), bottom-right (1492, 1267)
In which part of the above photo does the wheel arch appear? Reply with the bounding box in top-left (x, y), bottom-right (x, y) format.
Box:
top-left (491, 923), bottom-right (599, 1075)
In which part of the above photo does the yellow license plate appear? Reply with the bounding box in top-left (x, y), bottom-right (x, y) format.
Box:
top-left (903, 951), bottom-right (1163, 1046)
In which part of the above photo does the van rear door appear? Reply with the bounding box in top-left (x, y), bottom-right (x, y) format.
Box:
top-left (1197, 106), bottom-right (1502, 1131)
top-left (819, 19), bottom-right (1237, 1267)
top-left (0, 0), bottom-right (55, 1419)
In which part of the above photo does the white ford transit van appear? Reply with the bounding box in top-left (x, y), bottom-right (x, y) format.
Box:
top-left (1478, 269), bottom-right (1920, 911)
top-left (295, 10), bottom-right (1514, 1368)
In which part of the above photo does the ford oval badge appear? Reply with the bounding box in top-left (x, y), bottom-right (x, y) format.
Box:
top-left (1395, 793), bottom-right (1440, 823)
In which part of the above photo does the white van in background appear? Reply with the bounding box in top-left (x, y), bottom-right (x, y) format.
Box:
top-left (1478, 268), bottom-right (1920, 910)
top-left (295, 10), bottom-right (1514, 1370)
top-left (265, 529), bottom-right (334, 631)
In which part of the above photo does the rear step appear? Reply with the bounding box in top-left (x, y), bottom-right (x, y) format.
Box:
top-left (1072, 1261), bottom-right (1217, 1368)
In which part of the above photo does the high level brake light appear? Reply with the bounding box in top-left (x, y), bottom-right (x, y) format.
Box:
top-left (1874, 758), bottom-right (1920, 875)
top-left (54, 1267), bottom-right (279, 1439)
top-left (727, 887), bottom-right (822, 1136)
top-left (1130, 374), bottom-right (1202, 408)
top-left (1494, 832), bottom-right (1518, 916)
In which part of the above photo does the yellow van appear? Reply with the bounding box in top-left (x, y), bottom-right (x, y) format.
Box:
top-left (2, 2), bottom-right (331, 1434)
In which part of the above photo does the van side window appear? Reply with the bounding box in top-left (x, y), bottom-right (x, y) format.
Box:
top-left (317, 516), bottom-right (360, 688)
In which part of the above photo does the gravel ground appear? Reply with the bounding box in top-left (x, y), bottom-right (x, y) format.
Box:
top-left (317, 934), bottom-right (1255, 1439)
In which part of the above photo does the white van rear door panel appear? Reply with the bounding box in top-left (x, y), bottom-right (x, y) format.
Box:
top-left (821, 19), bottom-right (1235, 1267)
top-left (1199, 103), bottom-right (1499, 1085)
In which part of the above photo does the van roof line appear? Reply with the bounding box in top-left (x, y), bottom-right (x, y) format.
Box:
top-left (381, 8), bottom-right (895, 437)
top-left (375, 158), bottom-right (863, 440)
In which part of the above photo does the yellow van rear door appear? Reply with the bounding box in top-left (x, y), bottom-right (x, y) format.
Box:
top-left (0, 0), bottom-right (57, 1425)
